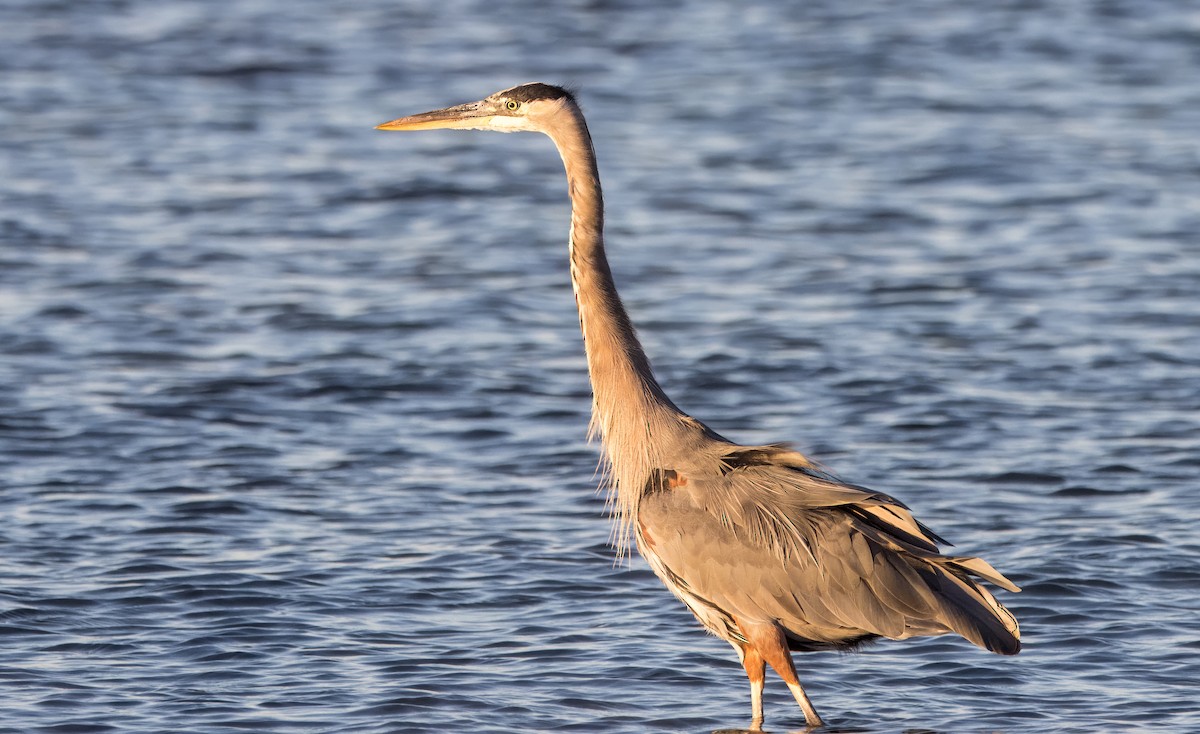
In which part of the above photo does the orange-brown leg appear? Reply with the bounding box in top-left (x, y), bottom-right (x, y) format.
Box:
top-left (731, 641), bottom-right (766, 729)
top-left (734, 617), bottom-right (825, 728)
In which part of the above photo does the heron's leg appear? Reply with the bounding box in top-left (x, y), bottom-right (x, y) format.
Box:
top-left (783, 680), bottom-right (823, 729)
top-left (734, 618), bottom-right (825, 728)
top-left (731, 641), bottom-right (766, 729)
top-left (744, 648), bottom-right (767, 729)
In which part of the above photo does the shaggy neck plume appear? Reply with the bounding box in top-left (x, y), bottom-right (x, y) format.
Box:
top-left (541, 100), bottom-right (684, 549)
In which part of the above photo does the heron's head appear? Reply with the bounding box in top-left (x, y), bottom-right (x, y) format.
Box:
top-left (375, 82), bottom-right (575, 135)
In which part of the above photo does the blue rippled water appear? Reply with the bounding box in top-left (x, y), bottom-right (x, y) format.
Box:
top-left (2, 1), bottom-right (1199, 732)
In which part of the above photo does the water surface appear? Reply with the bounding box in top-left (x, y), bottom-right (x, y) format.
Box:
top-left (2, 1), bottom-right (1198, 732)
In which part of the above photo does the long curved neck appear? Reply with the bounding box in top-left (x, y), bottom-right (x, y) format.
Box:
top-left (542, 102), bottom-right (684, 540)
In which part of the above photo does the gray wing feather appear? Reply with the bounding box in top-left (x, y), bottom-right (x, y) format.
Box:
top-left (638, 450), bottom-right (1020, 654)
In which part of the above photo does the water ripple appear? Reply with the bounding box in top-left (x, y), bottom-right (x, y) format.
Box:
top-left (2, 0), bottom-right (1199, 732)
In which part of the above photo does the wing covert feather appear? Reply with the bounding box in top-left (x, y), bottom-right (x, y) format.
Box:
top-left (636, 452), bottom-right (1020, 653)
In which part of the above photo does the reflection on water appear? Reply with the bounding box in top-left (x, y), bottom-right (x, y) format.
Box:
top-left (1, 0), bottom-right (1199, 732)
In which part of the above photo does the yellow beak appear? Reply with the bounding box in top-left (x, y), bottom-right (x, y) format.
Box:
top-left (375, 102), bottom-right (492, 131)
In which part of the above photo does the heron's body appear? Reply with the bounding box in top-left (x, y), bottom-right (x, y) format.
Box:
top-left (377, 83), bottom-right (1020, 729)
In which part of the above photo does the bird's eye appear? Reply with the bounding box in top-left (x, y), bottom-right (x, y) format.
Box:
top-left (506, 100), bottom-right (520, 111)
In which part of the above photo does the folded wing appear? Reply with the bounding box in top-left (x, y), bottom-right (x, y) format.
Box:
top-left (637, 445), bottom-right (1020, 655)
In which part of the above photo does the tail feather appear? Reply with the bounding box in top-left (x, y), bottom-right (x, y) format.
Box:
top-left (951, 555), bottom-right (1022, 593)
top-left (916, 561), bottom-right (1021, 655)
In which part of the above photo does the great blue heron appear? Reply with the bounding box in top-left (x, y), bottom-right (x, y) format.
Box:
top-left (377, 82), bottom-right (1020, 729)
